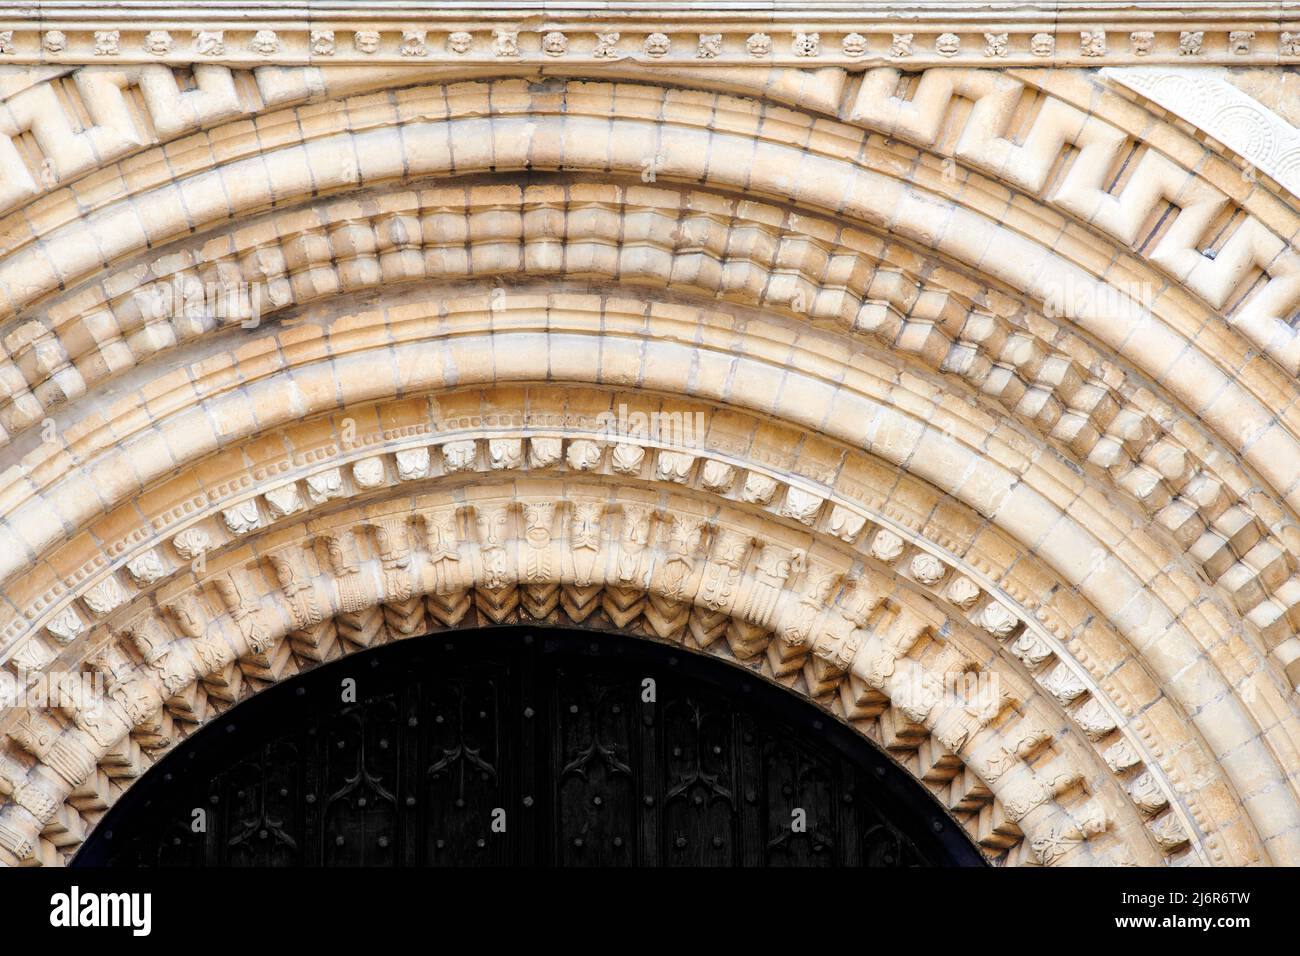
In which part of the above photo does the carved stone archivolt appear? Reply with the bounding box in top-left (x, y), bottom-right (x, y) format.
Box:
top-left (0, 433), bottom-right (1162, 867)
top-left (0, 382), bottom-right (1260, 868)
top-left (1, 2), bottom-right (1300, 869)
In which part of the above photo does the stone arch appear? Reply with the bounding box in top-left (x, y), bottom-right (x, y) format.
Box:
top-left (0, 377), bottom-right (1272, 867)
top-left (0, 456), bottom-right (1156, 867)
top-left (0, 18), bottom-right (1298, 869)
top-left (3, 74), bottom-right (1297, 681)
top-left (5, 280), bottom-right (1294, 859)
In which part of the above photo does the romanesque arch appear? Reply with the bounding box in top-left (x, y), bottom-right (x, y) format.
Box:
top-left (1, 3), bottom-right (1299, 868)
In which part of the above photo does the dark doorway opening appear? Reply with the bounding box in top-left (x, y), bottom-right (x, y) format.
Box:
top-left (73, 627), bottom-right (984, 866)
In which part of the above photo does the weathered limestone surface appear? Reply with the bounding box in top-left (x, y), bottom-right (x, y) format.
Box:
top-left (0, 1), bottom-right (1299, 867)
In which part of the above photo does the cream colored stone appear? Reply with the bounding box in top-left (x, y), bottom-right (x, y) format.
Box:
top-left (0, 2), bottom-right (1295, 872)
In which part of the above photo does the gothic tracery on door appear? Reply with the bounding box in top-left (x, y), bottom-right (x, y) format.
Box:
top-left (74, 628), bottom-right (983, 867)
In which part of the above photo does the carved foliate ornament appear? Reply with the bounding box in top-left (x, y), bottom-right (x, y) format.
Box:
top-left (194, 30), bottom-right (224, 56)
top-left (488, 438), bottom-right (524, 470)
top-left (593, 32), bottom-right (619, 57)
top-left (870, 529), bottom-right (904, 563)
top-left (811, 504), bottom-right (860, 545)
top-left (655, 450), bottom-right (695, 483)
top-left (1042, 663), bottom-right (1088, 705)
top-left (172, 522), bottom-right (210, 561)
top-left (94, 31), bottom-right (120, 56)
top-left (909, 552), bottom-right (945, 586)
top-left (264, 483), bottom-right (303, 517)
top-left (741, 472), bottom-right (778, 505)
top-left (700, 459), bottom-right (735, 491)
top-left (46, 606), bottom-right (84, 645)
top-left (1031, 821), bottom-right (1085, 865)
top-left (305, 473), bottom-right (343, 509)
top-left (1103, 737), bottom-right (1141, 773)
top-left (781, 487), bottom-right (824, 525)
top-left (978, 601), bottom-right (1018, 637)
top-left (400, 30), bottom-right (427, 57)
top-left (10, 639), bottom-right (54, 671)
top-left (792, 32), bottom-right (819, 57)
top-left (1150, 814), bottom-right (1189, 852)
top-left (396, 447), bottom-right (431, 480)
top-left (1073, 698), bottom-right (1118, 740)
top-left (610, 443), bottom-right (645, 475)
top-left (1011, 630), bottom-right (1053, 667)
top-left (83, 577), bottom-right (128, 617)
top-left (945, 575), bottom-right (980, 608)
top-left (123, 549), bottom-right (166, 586)
top-left (222, 499), bottom-right (262, 534)
top-left (566, 439), bottom-right (603, 471)
top-left (529, 437), bottom-right (563, 467)
top-left (983, 32), bottom-right (1008, 57)
top-left (1129, 771), bottom-right (1169, 815)
top-left (1080, 30), bottom-right (1106, 57)
top-left (493, 29), bottom-right (519, 57)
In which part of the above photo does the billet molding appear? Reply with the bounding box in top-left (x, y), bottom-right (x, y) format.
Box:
top-left (0, 288), bottom-right (1289, 866)
top-left (8, 180), bottom-right (1295, 674)
top-left (0, 389), bottom-right (1234, 867)
top-left (0, 2), bottom-right (1296, 870)
top-left (2, 64), bottom-right (1299, 393)
top-left (0, 457), bottom-right (1183, 868)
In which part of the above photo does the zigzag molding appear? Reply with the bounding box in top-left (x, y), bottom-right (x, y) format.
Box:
top-left (0, 464), bottom-right (1184, 867)
top-left (4, 183), bottom-right (1292, 673)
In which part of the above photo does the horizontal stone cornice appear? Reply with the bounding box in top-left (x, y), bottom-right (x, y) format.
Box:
top-left (0, 2), bottom-right (1298, 66)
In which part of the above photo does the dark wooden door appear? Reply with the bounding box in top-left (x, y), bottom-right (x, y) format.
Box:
top-left (74, 628), bottom-right (982, 866)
